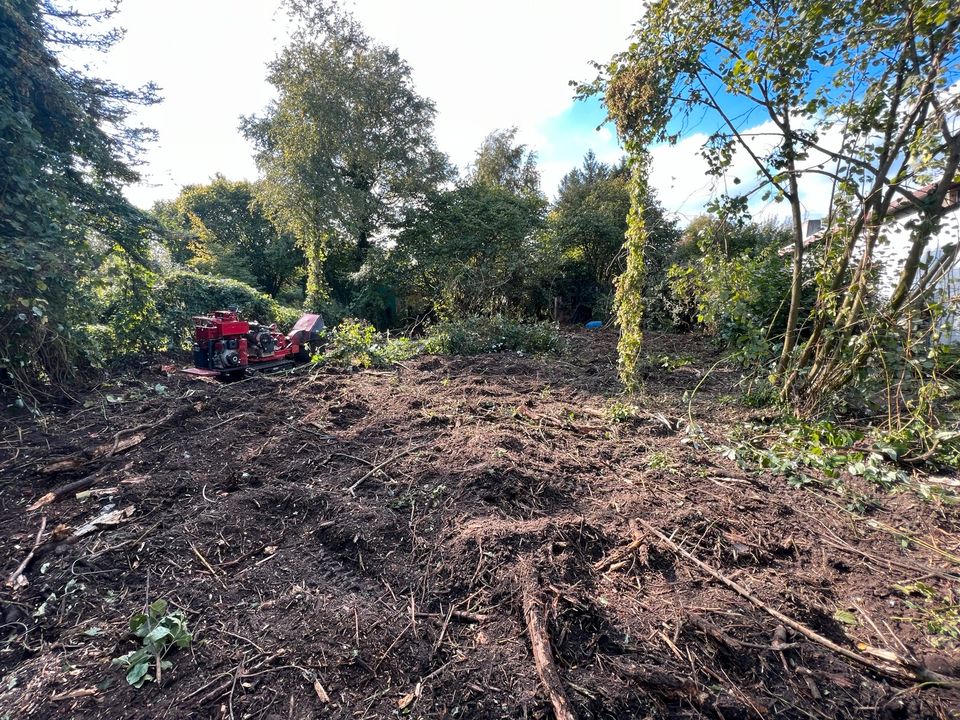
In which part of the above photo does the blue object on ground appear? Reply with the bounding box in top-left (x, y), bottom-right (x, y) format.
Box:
top-left (585, 320), bottom-right (603, 329)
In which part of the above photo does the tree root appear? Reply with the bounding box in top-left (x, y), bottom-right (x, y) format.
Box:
top-left (520, 559), bottom-right (578, 720)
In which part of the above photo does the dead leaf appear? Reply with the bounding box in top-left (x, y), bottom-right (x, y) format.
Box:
top-left (73, 505), bottom-right (135, 537)
top-left (26, 493), bottom-right (56, 512)
top-left (313, 679), bottom-right (330, 703)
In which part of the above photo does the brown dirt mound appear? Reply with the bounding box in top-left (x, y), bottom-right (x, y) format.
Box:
top-left (1, 330), bottom-right (958, 719)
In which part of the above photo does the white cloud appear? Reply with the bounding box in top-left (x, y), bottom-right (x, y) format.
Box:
top-left (648, 117), bottom-right (841, 224)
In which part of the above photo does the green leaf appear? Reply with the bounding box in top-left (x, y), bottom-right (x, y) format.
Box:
top-left (833, 609), bottom-right (858, 626)
top-left (129, 613), bottom-right (148, 635)
top-left (125, 662), bottom-right (150, 686)
top-left (143, 625), bottom-right (171, 645)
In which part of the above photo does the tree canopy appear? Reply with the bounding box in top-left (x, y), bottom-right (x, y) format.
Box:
top-left (468, 128), bottom-right (542, 198)
top-left (152, 176), bottom-right (304, 299)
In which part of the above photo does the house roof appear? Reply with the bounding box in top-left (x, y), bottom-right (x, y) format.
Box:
top-left (888, 180), bottom-right (960, 218)
top-left (778, 179), bottom-right (960, 256)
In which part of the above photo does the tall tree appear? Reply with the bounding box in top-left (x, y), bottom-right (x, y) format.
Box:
top-left (469, 128), bottom-right (541, 198)
top-left (589, 0), bottom-right (960, 407)
top-left (0, 0), bottom-right (158, 399)
top-left (241, 5), bottom-right (449, 310)
top-left (153, 177), bottom-right (304, 298)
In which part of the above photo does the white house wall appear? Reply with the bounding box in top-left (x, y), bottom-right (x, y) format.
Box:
top-left (873, 206), bottom-right (960, 344)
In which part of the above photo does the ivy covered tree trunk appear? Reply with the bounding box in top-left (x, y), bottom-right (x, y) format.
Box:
top-left (615, 155), bottom-right (650, 390)
top-left (304, 232), bottom-right (330, 312)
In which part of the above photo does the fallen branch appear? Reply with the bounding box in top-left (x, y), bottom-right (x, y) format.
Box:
top-left (594, 519), bottom-right (642, 571)
top-left (6, 516), bottom-right (47, 589)
top-left (520, 561), bottom-right (578, 720)
top-left (26, 473), bottom-right (103, 511)
top-left (346, 442), bottom-right (429, 494)
top-left (39, 402), bottom-right (202, 475)
top-left (638, 519), bottom-right (959, 687)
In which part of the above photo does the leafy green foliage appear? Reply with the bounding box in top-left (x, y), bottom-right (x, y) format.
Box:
top-left (614, 158), bottom-right (650, 390)
top-left (0, 0), bottom-right (158, 401)
top-left (82, 269), bottom-right (301, 359)
top-left (660, 219), bottom-right (796, 366)
top-left (590, 0), bottom-right (960, 416)
top-left (468, 128), bottom-right (541, 198)
top-left (152, 176), bottom-right (304, 300)
top-left (606, 400), bottom-right (640, 423)
top-left (395, 182), bottom-right (546, 319)
top-left (544, 152), bottom-right (678, 323)
top-left (112, 600), bottom-right (191, 688)
top-left (423, 316), bottom-right (562, 355)
top-left (719, 418), bottom-right (960, 507)
top-left (318, 319), bottom-right (419, 368)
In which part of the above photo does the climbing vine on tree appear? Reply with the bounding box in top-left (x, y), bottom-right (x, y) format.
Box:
top-left (614, 155), bottom-right (650, 390)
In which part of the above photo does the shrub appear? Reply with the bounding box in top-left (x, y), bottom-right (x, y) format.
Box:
top-left (664, 246), bottom-right (792, 365)
top-left (319, 318), bottom-right (420, 368)
top-left (74, 324), bottom-right (116, 370)
top-left (152, 271), bottom-right (301, 350)
top-left (423, 316), bottom-right (563, 355)
top-left (111, 599), bottom-right (191, 688)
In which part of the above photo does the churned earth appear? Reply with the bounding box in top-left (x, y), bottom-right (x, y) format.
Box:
top-left (1, 330), bottom-right (958, 719)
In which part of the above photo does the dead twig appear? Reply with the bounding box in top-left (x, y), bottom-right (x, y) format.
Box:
top-left (520, 560), bottom-right (578, 720)
top-left (594, 519), bottom-right (642, 572)
top-left (638, 519), bottom-right (960, 688)
top-left (38, 402), bottom-right (202, 476)
top-left (346, 442), bottom-right (429, 494)
top-left (190, 542), bottom-right (227, 588)
top-left (6, 516), bottom-right (47, 589)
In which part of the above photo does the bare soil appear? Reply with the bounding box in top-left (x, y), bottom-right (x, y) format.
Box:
top-left (1, 330), bottom-right (958, 719)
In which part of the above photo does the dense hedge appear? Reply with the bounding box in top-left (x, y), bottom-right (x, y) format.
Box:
top-left (79, 270), bottom-right (302, 363)
top-left (152, 271), bottom-right (301, 350)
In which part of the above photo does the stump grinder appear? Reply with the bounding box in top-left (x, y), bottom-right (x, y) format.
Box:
top-left (182, 309), bottom-right (325, 379)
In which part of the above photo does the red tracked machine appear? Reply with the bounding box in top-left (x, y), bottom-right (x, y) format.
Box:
top-left (183, 310), bottom-right (325, 379)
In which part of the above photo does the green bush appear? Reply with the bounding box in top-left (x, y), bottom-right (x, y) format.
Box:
top-left (319, 318), bottom-right (420, 368)
top-left (74, 324), bottom-right (116, 369)
top-left (664, 246), bottom-right (791, 365)
top-left (152, 271), bottom-right (301, 350)
top-left (423, 316), bottom-right (563, 355)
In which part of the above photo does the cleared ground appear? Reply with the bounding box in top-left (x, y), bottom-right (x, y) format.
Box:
top-left (1, 330), bottom-right (958, 719)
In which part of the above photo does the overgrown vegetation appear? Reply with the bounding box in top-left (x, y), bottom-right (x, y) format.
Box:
top-left (3, 0), bottom-right (958, 490)
top-left (423, 316), bottom-right (563, 356)
top-left (317, 316), bottom-right (564, 369)
top-left (587, 0), bottom-right (960, 468)
top-left (0, 0), bottom-right (158, 403)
